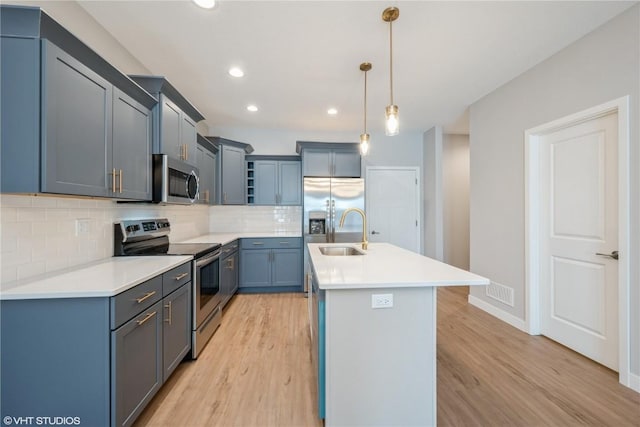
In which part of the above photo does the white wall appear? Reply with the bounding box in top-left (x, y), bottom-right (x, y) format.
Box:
top-left (423, 127), bottom-right (443, 260)
top-left (208, 125), bottom-right (424, 167)
top-left (469, 5), bottom-right (639, 376)
top-left (442, 134), bottom-right (469, 270)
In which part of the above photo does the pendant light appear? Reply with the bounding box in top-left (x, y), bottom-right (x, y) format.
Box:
top-left (382, 7), bottom-right (399, 136)
top-left (359, 62), bottom-right (372, 156)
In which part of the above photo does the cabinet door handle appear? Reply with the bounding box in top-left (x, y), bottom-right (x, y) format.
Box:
top-left (252, 242), bottom-right (264, 246)
top-left (136, 291), bottom-right (156, 304)
top-left (119, 169), bottom-right (123, 194)
top-left (279, 241), bottom-right (290, 245)
top-left (111, 168), bottom-right (117, 193)
top-left (136, 311), bottom-right (157, 326)
top-left (174, 272), bottom-right (189, 281)
top-left (164, 301), bottom-right (172, 325)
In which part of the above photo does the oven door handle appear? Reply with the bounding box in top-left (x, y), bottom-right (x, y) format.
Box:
top-left (196, 250), bottom-right (221, 268)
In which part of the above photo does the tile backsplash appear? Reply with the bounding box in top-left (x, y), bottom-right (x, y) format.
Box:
top-left (209, 205), bottom-right (302, 233)
top-left (0, 194), bottom-right (209, 283)
top-left (0, 195), bottom-right (302, 284)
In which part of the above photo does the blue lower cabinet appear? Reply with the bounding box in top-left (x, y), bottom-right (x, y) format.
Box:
top-left (0, 298), bottom-right (111, 426)
top-left (239, 249), bottom-right (271, 288)
top-left (0, 262), bottom-right (192, 427)
top-left (112, 300), bottom-right (163, 427)
top-left (162, 284), bottom-right (192, 382)
top-left (219, 241), bottom-right (239, 308)
top-left (239, 238), bottom-right (303, 293)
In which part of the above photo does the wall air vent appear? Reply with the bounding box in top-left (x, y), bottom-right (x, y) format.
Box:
top-left (485, 281), bottom-right (514, 307)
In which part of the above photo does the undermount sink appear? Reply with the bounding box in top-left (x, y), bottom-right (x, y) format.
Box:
top-left (319, 246), bottom-right (365, 256)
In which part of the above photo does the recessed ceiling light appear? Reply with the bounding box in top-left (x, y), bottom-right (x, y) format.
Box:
top-left (193, 0), bottom-right (216, 9)
top-left (327, 108), bottom-right (338, 115)
top-left (247, 105), bottom-right (258, 112)
top-left (228, 67), bottom-right (244, 78)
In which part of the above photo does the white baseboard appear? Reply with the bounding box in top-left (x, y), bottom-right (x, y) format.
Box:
top-left (626, 371), bottom-right (640, 393)
top-left (468, 295), bottom-right (528, 333)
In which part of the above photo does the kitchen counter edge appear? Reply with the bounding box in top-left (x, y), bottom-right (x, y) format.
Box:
top-left (0, 256), bottom-right (193, 300)
top-left (309, 242), bottom-right (490, 290)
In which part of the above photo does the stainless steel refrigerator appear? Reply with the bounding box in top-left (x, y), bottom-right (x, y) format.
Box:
top-left (303, 177), bottom-right (365, 288)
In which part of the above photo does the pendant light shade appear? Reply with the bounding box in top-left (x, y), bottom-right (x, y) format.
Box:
top-left (360, 133), bottom-right (370, 156)
top-left (382, 7), bottom-right (399, 136)
top-left (359, 62), bottom-right (372, 156)
top-left (385, 105), bottom-right (399, 136)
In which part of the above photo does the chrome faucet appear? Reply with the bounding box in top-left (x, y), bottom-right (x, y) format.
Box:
top-left (339, 207), bottom-right (368, 250)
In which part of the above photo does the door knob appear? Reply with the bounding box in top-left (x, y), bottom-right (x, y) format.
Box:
top-left (371, 230), bottom-right (380, 235)
top-left (596, 250), bottom-right (619, 260)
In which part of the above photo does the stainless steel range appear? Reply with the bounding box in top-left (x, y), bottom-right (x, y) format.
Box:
top-left (114, 218), bottom-right (221, 358)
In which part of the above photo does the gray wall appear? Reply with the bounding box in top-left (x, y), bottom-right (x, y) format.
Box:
top-left (443, 134), bottom-right (470, 270)
top-left (469, 5), bottom-right (639, 376)
top-left (423, 127), bottom-right (443, 259)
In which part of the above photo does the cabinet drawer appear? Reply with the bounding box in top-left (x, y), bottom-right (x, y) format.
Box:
top-left (221, 240), bottom-right (239, 257)
top-left (240, 237), bottom-right (301, 249)
top-left (111, 276), bottom-right (162, 330)
top-left (162, 262), bottom-right (191, 296)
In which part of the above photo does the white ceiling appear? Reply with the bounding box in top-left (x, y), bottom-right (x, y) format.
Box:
top-left (77, 0), bottom-right (635, 135)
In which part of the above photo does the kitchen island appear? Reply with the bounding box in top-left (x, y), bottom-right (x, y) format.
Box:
top-left (308, 242), bottom-right (489, 427)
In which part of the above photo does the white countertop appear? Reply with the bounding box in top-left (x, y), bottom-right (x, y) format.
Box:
top-left (0, 256), bottom-right (192, 300)
top-left (182, 231), bottom-right (301, 245)
top-left (309, 242), bottom-right (489, 290)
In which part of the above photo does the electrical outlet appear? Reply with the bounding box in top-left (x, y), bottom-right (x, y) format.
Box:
top-left (75, 219), bottom-right (90, 236)
top-left (371, 293), bottom-right (393, 309)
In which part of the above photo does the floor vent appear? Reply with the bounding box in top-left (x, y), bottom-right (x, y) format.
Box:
top-left (485, 281), bottom-right (514, 307)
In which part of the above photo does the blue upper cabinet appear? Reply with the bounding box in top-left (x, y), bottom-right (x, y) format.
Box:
top-left (129, 76), bottom-right (205, 168)
top-left (196, 134), bottom-right (218, 205)
top-left (41, 41), bottom-right (113, 197)
top-left (247, 156), bottom-right (301, 206)
top-left (208, 137), bottom-right (254, 205)
top-left (295, 142), bottom-right (361, 178)
top-left (0, 5), bottom-right (156, 200)
top-left (112, 88), bottom-right (153, 200)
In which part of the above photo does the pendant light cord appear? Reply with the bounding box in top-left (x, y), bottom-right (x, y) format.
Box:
top-left (389, 19), bottom-right (394, 105)
top-left (364, 69), bottom-right (368, 134)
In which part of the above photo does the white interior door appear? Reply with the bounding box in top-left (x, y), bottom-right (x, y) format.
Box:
top-left (366, 167), bottom-right (420, 253)
top-left (539, 111), bottom-right (618, 371)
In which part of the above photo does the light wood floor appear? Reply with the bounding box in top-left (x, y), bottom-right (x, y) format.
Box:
top-left (136, 290), bottom-right (639, 426)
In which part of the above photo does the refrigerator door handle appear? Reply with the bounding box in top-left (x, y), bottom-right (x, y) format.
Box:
top-left (325, 199), bottom-right (331, 243)
top-left (331, 199), bottom-right (336, 242)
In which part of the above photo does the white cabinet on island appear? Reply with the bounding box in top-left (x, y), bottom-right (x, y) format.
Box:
top-left (307, 242), bottom-right (490, 427)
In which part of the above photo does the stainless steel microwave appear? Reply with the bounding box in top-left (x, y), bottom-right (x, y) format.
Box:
top-left (152, 154), bottom-right (199, 204)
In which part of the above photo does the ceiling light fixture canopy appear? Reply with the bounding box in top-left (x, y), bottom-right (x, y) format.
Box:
top-left (193, 0), bottom-right (216, 9)
top-left (359, 62), bottom-right (372, 156)
top-left (247, 105), bottom-right (258, 112)
top-left (382, 6), bottom-right (399, 136)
